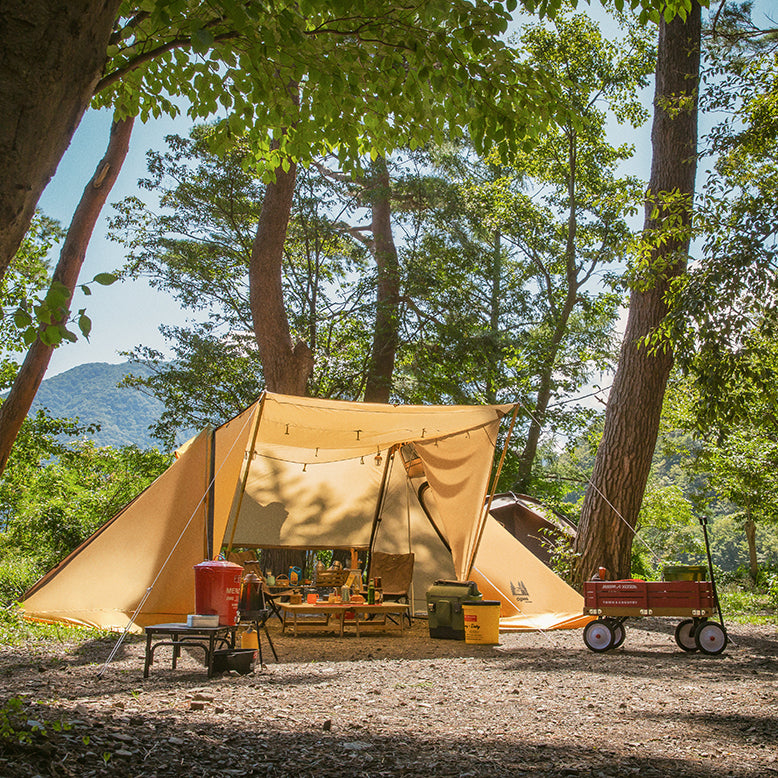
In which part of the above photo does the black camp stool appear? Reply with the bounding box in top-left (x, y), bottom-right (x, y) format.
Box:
top-left (143, 623), bottom-right (237, 678)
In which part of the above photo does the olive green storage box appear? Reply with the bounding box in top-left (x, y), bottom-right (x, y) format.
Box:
top-left (663, 565), bottom-right (708, 581)
top-left (426, 580), bottom-right (483, 640)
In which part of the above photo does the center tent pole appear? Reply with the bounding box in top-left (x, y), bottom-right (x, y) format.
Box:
top-left (204, 426), bottom-right (216, 560)
top-left (225, 392), bottom-right (267, 557)
top-left (366, 444), bottom-right (398, 575)
top-left (465, 403), bottom-right (520, 579)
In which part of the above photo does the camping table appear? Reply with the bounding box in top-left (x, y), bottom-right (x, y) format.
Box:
top-left (279, 602), bottom-right (410, 637)
top-left (143, 623), bottom-right (237, 678)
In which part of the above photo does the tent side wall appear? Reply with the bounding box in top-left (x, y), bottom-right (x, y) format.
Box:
top-left (22, 429), bottom-right (213, 631)
top-left (222, 451), bottom-right (381, 549)
top-left (470, 517), bottom-right (591, 630)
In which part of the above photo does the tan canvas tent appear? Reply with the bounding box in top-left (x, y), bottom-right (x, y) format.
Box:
top-left (22, 392), bottom-right (587, 632)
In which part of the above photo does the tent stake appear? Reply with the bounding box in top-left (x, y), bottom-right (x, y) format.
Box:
top-left (225, 392), bottom-right (266, 557)
top-left (465, 404), bottom-right (520, 579)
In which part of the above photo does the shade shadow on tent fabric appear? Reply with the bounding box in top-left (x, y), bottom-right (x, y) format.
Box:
top-left (21, 392), bottom-right (588, 634)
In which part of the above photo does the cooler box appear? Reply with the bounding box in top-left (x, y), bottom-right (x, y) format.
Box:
top-left (426, 580), bottom-right (483, 640)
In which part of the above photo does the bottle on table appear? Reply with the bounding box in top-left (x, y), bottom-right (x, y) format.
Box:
top-left (367, 578), bottom-right (376, 605)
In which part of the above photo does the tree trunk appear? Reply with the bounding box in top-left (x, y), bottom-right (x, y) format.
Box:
top-left (364, 157), bottom-right (401, 403)
top-left (249, 163), bottom-right (313, 395)
top-left (0, 116), bottom-right (133, 476)
top-left (515, 290), bottom-right (578, 491)
top-left (744, 515), bottom-right (758, 584)
top-left (574, 3), bottom-right (701, 582)
top-left (0, 0), bottom-right (120, 283)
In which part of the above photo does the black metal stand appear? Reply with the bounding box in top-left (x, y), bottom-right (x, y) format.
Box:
top-left (143, 623), bottom-right (237, 678)
top-left (240, 608), bottom-right (278, 665)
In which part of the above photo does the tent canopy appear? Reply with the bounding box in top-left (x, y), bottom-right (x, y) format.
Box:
top-left (22, 392), bottom-right (587, 632)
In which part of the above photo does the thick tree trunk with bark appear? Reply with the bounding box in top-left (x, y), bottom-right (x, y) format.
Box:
top-left (0, 117), bottom-right (133, 476)
top-left (574, 4), bottom-right (701, 582)
top-left (250, 163), bottom-right (313, 395)
top-left (0, 0), bottom-right (120, 282)
top-left (364, 157), bottom-right (400, 403)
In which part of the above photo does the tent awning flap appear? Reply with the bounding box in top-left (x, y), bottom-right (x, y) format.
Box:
top-left (255, 394), bottom-right (513, 463)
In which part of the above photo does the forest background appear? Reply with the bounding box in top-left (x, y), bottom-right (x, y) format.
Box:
top-left (0, 0), bottom-right (777, 626)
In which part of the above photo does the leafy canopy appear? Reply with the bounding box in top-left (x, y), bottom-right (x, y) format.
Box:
top-left (97, 0), bottom-right (704, 173)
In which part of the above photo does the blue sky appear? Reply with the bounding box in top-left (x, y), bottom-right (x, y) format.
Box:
top-left (40, 108), bottom-right (197, 376)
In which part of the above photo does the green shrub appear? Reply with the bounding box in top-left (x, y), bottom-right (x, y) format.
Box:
top-left (0, 552), bottom-right (43, 606)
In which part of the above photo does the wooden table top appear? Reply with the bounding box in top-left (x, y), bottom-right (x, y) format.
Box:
top-left (278, 602), bottom-right (408, 613)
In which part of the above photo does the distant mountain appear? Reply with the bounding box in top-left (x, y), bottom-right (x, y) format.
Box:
top-left (30, 362), bottom-right (165, 448)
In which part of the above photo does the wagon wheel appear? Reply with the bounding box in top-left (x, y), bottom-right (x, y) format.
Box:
top-left (674, 619), bottom-right (699, 652)
top-left (609, 621), bottom-right (626, 649)
top-left (694, 621), bottom-right (728, 655)
top-left (583, 619), bottom-right (614, 652)
top-left (603, 618), bottom-right (625, 648)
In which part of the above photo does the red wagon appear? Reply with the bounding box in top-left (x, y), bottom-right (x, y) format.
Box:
top-left (582, 577), bottom-right (727, 654)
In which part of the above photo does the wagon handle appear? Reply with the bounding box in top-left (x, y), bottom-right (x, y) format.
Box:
top-left (699, 515), bottom-right (725, 629)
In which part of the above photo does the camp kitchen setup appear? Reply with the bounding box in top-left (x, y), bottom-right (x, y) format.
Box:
top-left (19, 392), bottom-right (726, 674)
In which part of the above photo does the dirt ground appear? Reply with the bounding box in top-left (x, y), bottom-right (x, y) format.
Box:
top-left (0, 616), bottom-right (776, 777)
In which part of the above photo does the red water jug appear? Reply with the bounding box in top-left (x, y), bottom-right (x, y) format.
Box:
top-left (193, 560), bottom-right (243, 625)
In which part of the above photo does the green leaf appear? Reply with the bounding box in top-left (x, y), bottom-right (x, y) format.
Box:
top-left (41, 325), bottom-right (63, 346)
top-left (78, 313), bottom-right (92, 340)
top-left (13, 309), bottom-right (32, 329)
top-left (93, 272), bottom-right (118, 286)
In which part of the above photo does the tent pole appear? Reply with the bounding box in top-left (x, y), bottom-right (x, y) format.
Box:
top-left (225, 392), bottom-right (267, 557)
top-left (465, 403), bottom-right (520, 578)
top-left (204, 427), bottom-right (216, 559)
top-left (366, 444), bottom-right (398, 575)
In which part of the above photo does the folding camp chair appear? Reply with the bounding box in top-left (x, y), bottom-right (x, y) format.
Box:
top-left (369, 551), bottom-right (415, 625)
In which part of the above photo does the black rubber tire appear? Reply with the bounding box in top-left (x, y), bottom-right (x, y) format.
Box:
top-left (675, 619), bottom-right (699, 652)
top-left (695, 621), bottom-right (727, 655)
top-left (583, 619), bottom-right (614, 652)
top-left (610, 621), bottom-right (626, 649)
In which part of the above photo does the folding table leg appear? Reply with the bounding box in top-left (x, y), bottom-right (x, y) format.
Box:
top-left (143, 631), bottom-right (154, 678)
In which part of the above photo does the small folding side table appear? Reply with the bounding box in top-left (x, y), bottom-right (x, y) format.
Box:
top-left (143, 623), bottom-right (237, 678)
